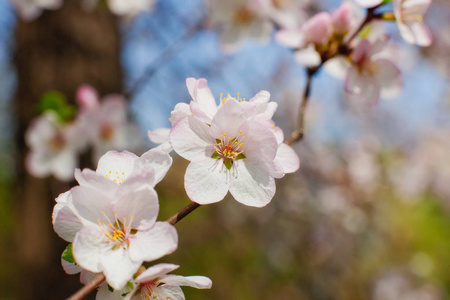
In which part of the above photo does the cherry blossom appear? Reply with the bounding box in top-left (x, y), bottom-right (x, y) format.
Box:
top-left (170, 98), bottom-right (281, 207)
top-left (11, 0), bottom-right (63, 21)
top-left (76, 85), bottom-right (143, 161)
top-left (344, 36), bottom-right (402, 104)
top-left (53, 149), bottom-right (176, 290)
top-left (25, 111), bottom-right (87, 181)
top-left (276, 2), bottom-right (359, 67)
top-left (354, 0), bottom-right (383, 8)
top-left (394, 0), bottom-right (432, 46)
top-left (209, 0), bottom-right (274, 53)
top-left (96, 264), bottom-right (212, 300)
top-left (107, 0), bottom-right (155, 17)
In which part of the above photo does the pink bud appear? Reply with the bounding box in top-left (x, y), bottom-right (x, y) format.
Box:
top-left (76, 84), bottom-right (99, 111)
top-left (302, 12), bottom-right (333, 46)
top-left (331, 3), bottom-right (353, 35)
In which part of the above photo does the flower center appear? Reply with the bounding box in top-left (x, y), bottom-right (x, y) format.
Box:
top-left (220, 93), bottom-right (246, 104)
top-left (50, 133), bottom-right (65, 151)
top-left (105, 170), bottom-right (126, 184)
top-left (100, 123), bottom-right (114, 140)
top-left (97, 211), bottom-right (135, 250)
top-left (140, 281), bottom-right (159, 300)
top-left (211, 131), bottom-right (246, 170)
top-left (233, 7), bottom-right (254, 25)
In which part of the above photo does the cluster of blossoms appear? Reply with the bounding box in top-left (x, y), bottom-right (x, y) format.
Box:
top-left (275, 0), bottom-right (432, 104)
top-left (149, 77), bottom-right (300, 207)
top-left (208, 0), bottom-right (309, 53)
top-left (53, 149), bottom-right (212, 299)
top-left (11, 0), bottom-right (155, 21)
top-left (26, 85), bottom-right (141, 181)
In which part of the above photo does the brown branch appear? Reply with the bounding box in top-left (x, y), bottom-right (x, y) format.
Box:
top-left (285, 67), bottom-right (317, 146)
top-left (66, 202), bottom-right (200, 300)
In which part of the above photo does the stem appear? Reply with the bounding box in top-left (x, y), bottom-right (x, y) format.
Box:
top-left (123, 17), bottom-right (204, 99)
top-left (285, 67), bottom-right (317, 146)
top-left (344, 7), bottom-right (376, 45)
top-left (66, 202), bottom-right (201, 300)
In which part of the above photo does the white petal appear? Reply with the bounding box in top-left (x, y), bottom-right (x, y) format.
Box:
top-left (186, 78), bottom-right (218, 120)
top-left (275, 28), bottom-right (305, 48)
top-left (294, 46), bottom-right (322, 68)
top-left (53, 201), bottom-right (84, 242)
top-left (51, 149), bottom-right (77, 181)
top-left (73, 225), bottom-right (107, 273)
top-left (71, 186), bottom-right (115, 224)
top-left (170, 103), bottom-right (192, 125)
top-left (324, 56), bottom-right (351, 80)
top-left (61, 255), bottom-right (82, 275)
top-left (114, 187), bottom-right (159, 230)
top-left (128, 222), bottom-right (178, 262)
top-left (405, 21), bottom-right (432, 46)
top-left (25, 151), bottom-right (51, 178)
top-left (159, 275), bottom-right (212, 289)
top-left (373, 59), bottom-right (402, 98)
top-left (135, 148), bottom-right (173, 186)
top-left (96, 151), bottom-right (139, 182)
top-left (76, 85), bottom-right (100, 111)
top-left (241, 121), bottom-right (278, 162)
top-left (229, 160), bottom-right (275, 207)
top-left (148, 285), bottom-right (185, 300)
top-left (210, 99), bottom-right (246, 138)
top-left (100, 247), bottom-right (141, 290)
top-left (354, 0), bottom-right (383, 8)
top-left (135, 263), bottom-right (179, 283)
top-left (274, 143), bottom-right (300, 174)
top-left (74, 169), bottom-right (119, 196)
top-left (184, 159), bottom-right (230, 204)
top-left (170, 116), bottom-right (213, 162)
top-left (96, 283), bottom-right (126, 300)
top-left (148, 128), bottom-right (170, 144)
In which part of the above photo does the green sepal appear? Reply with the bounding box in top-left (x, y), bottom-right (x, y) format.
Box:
top-left (107, 284), bottom-right (114, 293)
top-left (211, 152), bottom-right (221, 159)
top-left (380, 0), bottom-right (392, 5)
top-left (236, 153), bottom-right (246, 160)
top-left (224, 159), bottom-right (233, 170)
top-left (215, 139), bottom-right (221, 144)
top-left (126, 281), bottom-right (134, 290)
top-left (62, 244), bottom-right (76, 264)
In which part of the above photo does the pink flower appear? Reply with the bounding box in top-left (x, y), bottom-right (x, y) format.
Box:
top-left (96, 264), bottom-right (212, 300)
top-left (331, 2), bottom-right (355, 35)
top-left (394, 0), bottom-right (432, 46)
top-left (76, 85), bottom-right (143, 161)
top-left (25, 111), bottom-right (87, 181)
top-left (345, 36), bottom-right (402, 104)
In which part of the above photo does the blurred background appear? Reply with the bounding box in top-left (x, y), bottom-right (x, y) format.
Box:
top-left (0, 0), bottom-right (450, 299)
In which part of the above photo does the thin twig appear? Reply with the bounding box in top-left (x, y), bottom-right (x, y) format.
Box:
top-left (123, 17), bottom-right (205, 99)
top-left (66, 202), bottom-right (201, 300)
top-left (285, 67), bottom-right (317, 146)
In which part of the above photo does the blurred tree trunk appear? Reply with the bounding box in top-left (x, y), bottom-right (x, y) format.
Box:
top-left (13, 1), bottom-right (122, 299)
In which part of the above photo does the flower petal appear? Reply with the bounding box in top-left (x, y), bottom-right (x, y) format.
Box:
top-left (74, 168), bottom-right (118, 196)
top-left (294, 45), bottom-right (322, 68)
top-left (71, 186), bottom-right (114, 224)
top-left (275, 28), bottom-right (305, 48)
top-left (186, 78), bottom-right (218, 121)
top-left (184, 158), bottom-right (230, 204)
top-left (53, 193), bottom-right (84, 242)
top-left (135, 148), bottom-right (173, 186)
top-left (229, 160), bottom-right (275, 207)
top-left (61, 255), bottom-right (82, 275)
top-left (354, 0), bottom-right (383, 8)
top-left (135, 263), bottom-right (179, 283)
top-left (128, 222), bottom-right (178, 262)
top-left (159, 275), bottom-right (212, 289)
top-left (114, 187), bottom-right (159, 230)
top-left (73, 224), bottom-right (107, 273)
top-left (210, 99), bottom-right (246, 139)
top-left (148, 285), bottom-right (185, 300)
top-left (96, 151), bottom-right (139, 182)
top-left (148, 128), bottom-right (170, 144)
top-left (99, 247), bottom-right (141, 290)
top-left (275, 143), bottom-right (300, 174)
top-left (170, 116), bottom-right (213, 162)
top-left (373, 58), bottom-right (402, 98)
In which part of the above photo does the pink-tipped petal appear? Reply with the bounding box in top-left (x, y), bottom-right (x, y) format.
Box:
top-left (135, 263), bottom-right (179, 283)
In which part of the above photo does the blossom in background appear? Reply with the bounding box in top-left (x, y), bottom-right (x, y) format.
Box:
top-left (208, 0), bottom-right (274, 53)
top-left (76, 85), bottom-right (143, 162)
top-left (344, 36), bottom-right (402, 104)
top-left (354, 0), bottom-right (383, 8)
top-left (53, 150), bottom-right (176, 289)
top-left (268, 0), bottom-right (309, 29)
top-left (107, 0), bottom-right (155, 17)
top-left (11, 0), bottom-right (63, 21)
top-left (96, 263), bottom-right (212, 300)
top-left (25, 111), bottom-right (87, 181)
top-left (394, 0), bottom-right (432, 46)
top-left (275, 3), bottom-right (355, 67)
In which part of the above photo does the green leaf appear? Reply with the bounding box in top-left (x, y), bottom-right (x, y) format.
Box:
top-left (38, 90), bottom-right (76, 122)
top-left (236, 153), bottom-right (246, 160)
top-left (62, 244), bottom-right (76, 264)
top-left (224, 159), bottom-right (233, 170)
top-left (211, 152), bottom-right (221, 159)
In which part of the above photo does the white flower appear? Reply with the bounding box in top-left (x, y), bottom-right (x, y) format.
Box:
top-left (76, 85), bottom-right (143, 161)
top-left (53, 150), bottom-right (176, 290)
top-left (170, 98), bottom-right (280, 207)
top-left (108, 0), bottom-right (155, 17)
top-left (344, 36), bottom-right (402, 104)
top-left (25, 111), bottom-right (87, 181)
top-left (11, 0), bottom-right (63, 21)
top-left (209, 0), bottom-right (274, 53)
top-left (394, 0), bottom-right (432, 46)
top-left (354, 0), bottom-right (383, 8)
top-left (96, 264), bottom-right (212, 300)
